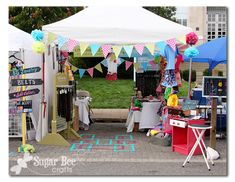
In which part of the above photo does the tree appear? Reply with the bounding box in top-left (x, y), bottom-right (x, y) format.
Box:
top-left (143, 7), bottom-right (177, 22)
top-left (9, 7), bottom-right (83, 33)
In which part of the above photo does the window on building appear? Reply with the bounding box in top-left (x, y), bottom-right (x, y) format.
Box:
top-left (176, 19), bottom-right (187, 26)
top-left (206, 7), bottom-right (227, 41)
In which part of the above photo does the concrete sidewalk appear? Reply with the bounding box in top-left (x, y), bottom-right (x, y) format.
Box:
top-left (9, 123), bottom-right (227, 176)
top-left (91, 109), bottom-right (129, 121)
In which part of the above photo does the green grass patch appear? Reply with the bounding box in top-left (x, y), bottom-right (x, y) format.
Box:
top-left (75, 76), bottom-right (194, 108)
top-left (76, 76), bottom-right (134, 108)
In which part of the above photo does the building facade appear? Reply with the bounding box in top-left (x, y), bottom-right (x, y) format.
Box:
top-left (175, 7), bottom-right (227, 83)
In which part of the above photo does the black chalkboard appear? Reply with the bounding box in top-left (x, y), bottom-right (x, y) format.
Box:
top-left (182, 99), bottom-right (199, 111)
top-left (11, 79), bottom-right (43, 86)
top-left (202, 76), bottom-right (227, 98)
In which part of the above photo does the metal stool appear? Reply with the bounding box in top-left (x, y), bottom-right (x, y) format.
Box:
top-left (182, 124), bottom-right (214, 171)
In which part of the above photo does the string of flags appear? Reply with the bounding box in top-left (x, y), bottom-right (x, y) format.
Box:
top-left (46, 31), bottom-right (187, 58)
top-left (70, 57), bottom-right (159, 79)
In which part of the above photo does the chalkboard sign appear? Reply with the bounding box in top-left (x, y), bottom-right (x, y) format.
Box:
top-left (9, 89), bottom-right (40, 99)
top-left (202, 76), bottom-right (227, 98)
top-left (9, 67), bottom-right (41, 76)
top-left (182, 99), bottom-right (199, 111)
top-left (16, 100), bottom-right (32, 113)
top-left (11, 79), bottom-right (43, 86)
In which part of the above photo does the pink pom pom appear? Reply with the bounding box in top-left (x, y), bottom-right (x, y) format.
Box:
top-left (186, 32), bottom-right (198, 45)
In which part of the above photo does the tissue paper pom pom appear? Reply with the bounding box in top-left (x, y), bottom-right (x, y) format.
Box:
top-left (32, 41), bottom-right (46, 54)
top-left (31, 29), bottom-right (44, 41)
top-left (186, 32), bottom-right (198, 45)
top-left (184, 47), bottom-right (199, 58)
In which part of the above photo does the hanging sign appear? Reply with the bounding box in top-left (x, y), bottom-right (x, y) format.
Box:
top-left (182, 99), bottom-right (199, 111)
top-left (16, 100), bottom-right (32, 113)
top-left (10, 67), bottom-right (41, 76)
top-left (9, 89), bottom-right (40, 99)
top-left (11, 79), bottom-right (43, 86)
top-left (202, 76), bottom-right (227, 98)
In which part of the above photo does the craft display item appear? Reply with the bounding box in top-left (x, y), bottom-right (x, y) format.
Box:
top-left (184, 47), bottom-right (199, 58)
top-left (167, 94), bottom-right (178, 107)
top-left (186, 32), bottom-right (198, 45)
top-left (32, 41), bottom-right (46, 54)
top-left (31, 29), bottom-right (44, 41)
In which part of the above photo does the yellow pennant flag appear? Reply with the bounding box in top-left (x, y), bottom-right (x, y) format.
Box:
top-left (47, 32), bottom-right (57, 44)
top-left (71, 65), bottom-right (78, 72)
top-left (133, 63), bottom-right (140, 71)
top-left (145, 43), bottom-right (155, 55)
top-left (80, 42), bottom-right (89, 55)
top-left (73, 46), bottom-right (80, 57)
top-left (112, 46), bottom-right (122, 58)
top-left (95, 63), bottom-right (103, 73)
top-left (177, 35), bottom-right (186, 44)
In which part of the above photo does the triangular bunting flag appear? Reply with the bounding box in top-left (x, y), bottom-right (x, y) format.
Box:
top-left (134, 44), bottom-right (144, 55)
top-left (118, 58), bottom-right (125, 65)
top-left (87, 68), bottom-right (94, 78)
top-left (90, 44), bottom-right (100, 56)
top-left (102, 45), bottom-right (111, 58)
top-left (58, 36), bottom-right (68, 49)
top-left (177, 35), bottom-right (186, 44)
top-left (101, 59), bottom-right (108, 67)
top-left (166, 38), bottom-right (176, 51)
top-left (95, 63), bottom-right (103, 73)
top-left (112, 46), bottom-right (122, 58)
top-left (149, 60), bottom-right (156, 70)
top-left (47, 32), bottom-right (57, 44)
top-left (125, 61), bottom-right (133, 70)
top-left (80, 42), bottom-right (89, 56)
top-left (68, 39), bottom-right (78, 52)
top-left (141, 62), bottom-right (148, 72)
top-left (145, 43), bottom-right (155, 55)
top-left (133, 63), bottom-right (140, 71)
top-left (156, 41), bottom-right (167, 55)
top-left (71, 65), bottom-right (78, 72)
top-left (79, 69), bottom-right (86, 79)
top-left (123, 45), bottom-right (133, 57)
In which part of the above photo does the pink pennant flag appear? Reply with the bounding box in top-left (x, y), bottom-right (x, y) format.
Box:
top-left (149, 60), bottom-right (156, 70)
top-left (87, 68), bottom-right (94, 78)
top-left (166, 38), bottom-right (176, 51)
top-left (125, 61), bottom-right (133, 70)
top-left (68, 39), bottom-right (78, 52)
top-left (134, 44), bottom-right (145, 55)
top-left (102, 45), bottom-right (111, 58)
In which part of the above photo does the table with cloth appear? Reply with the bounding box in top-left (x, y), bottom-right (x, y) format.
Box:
top-left (126, 101), bottom-right (162, 132)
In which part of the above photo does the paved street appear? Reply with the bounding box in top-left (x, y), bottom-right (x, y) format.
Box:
top-left (9, 122), bottom-right (227, 176)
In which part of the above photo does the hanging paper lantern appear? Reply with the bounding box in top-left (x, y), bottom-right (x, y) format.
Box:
top-left (184, 47), bottom-right (199, 58)
top-left (186, 32), bottom-right (198, 45)
top-left (31, 29), bottom-right (45, 41)
top-left (32, 41), bottom-right (46, 54)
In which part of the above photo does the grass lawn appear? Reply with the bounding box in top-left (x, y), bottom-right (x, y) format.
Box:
top-left (75, 76), bottom-right (194, 108)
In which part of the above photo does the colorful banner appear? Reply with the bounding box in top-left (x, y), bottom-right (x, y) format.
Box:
top-left (58, 36), bottom-right (68, 49)
top-left (166, 38), bottom-right (176, 51)
top-left (133, 62), bottom-right (140, 71)
top-left (101, 59), bottom-right (108, 67)
top-left (134, 44), bottom-right (144, 55)
top-left (87, 68), bottom-right (94, 77)
top-left (145, 43), bottom-right (155, 55)
top-left (141, 62), bottom-right (148, 72)
top-left (95, 63), bottom-right (103, 73)
top-left (68, 39), bottom-right (78, 52)
top-left (79, 69), bottom-right (86, 78)
top-left (71, 65), bottom-right (78, 72)
top-left (149, 60), bottom-right (156, 70)
top-left (102, 45), bottom-right (111, 58)
top-left (90, 44), bottom-right (100, 56)
top-left (156, 41), bottom-right (167, 55)
top-left (47, 32), bottom-right (57, 44)
top-left (125, 61), bottom-right (133, 70)
top-left (123, 45), bottom-right (133, 57)
top-left (112, 46), bottom-right (122, 58)
top-left (80, 42), bottom-right (89, 55)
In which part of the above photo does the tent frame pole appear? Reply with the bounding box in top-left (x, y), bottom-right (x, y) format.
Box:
top-left (188, 58), bottom-right (192, 99)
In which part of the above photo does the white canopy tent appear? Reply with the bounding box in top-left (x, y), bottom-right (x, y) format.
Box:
top-left (8, 24), bottom-right (45, 141)
top-left (40, 6), bottom-right (193, 140)
top-left (42, 6), bottom-right (192, 44)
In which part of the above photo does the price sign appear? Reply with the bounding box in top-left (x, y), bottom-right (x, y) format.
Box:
top-left (11, 79), bottom-right (43, 86)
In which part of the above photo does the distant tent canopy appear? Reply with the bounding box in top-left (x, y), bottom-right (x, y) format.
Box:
top-left (184, 37), bottom-right (227, 70)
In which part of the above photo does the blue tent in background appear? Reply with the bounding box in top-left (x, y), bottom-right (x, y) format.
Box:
top-left (184, 37), bottom-right (227, 71)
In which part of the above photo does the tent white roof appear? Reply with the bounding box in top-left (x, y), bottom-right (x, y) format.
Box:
top-left (42, 6), bottom-right (192, 44)
top-left (8, 24), bottom-right (34, 51)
